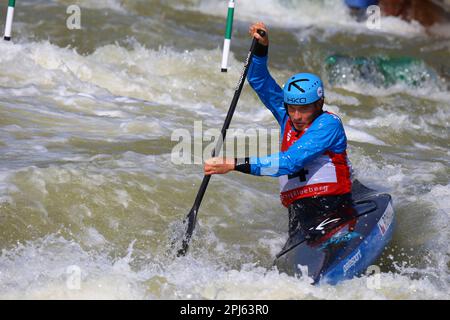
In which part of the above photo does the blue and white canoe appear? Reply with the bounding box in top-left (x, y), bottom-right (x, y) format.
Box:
top-left (274, 180), bottom-right (396, 285)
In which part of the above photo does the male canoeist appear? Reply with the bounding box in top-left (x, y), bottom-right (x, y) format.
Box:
top-left (204, 22), bottom-right (354, 237)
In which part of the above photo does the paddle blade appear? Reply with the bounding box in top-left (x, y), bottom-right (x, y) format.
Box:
top-left (176, 206), bottom-right (198, 256)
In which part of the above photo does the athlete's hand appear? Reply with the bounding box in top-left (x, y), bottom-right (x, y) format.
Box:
top-left (204, 157), bottom-right (235, 175)
top-left (249, 22), bottom-right (269, 46)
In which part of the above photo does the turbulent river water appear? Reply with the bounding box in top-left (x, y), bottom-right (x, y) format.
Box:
top-left (0, 0), bottom-right (449, 299)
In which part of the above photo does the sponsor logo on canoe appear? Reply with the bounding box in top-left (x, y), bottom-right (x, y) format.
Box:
top-left (343, 249), bottom-right (362, 274)
top-left (377, 203), bottom-right (394, 236)
top-left (310, 217), bottom-right (341, 231)
top-left (319, 231), bottom-right (361, 250)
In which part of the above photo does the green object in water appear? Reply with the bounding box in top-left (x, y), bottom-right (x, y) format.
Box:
top-left (325, 55), bottom-right (436, 87)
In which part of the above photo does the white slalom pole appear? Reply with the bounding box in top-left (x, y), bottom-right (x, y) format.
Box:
top-left (221, 0), bottom-right (235, 72)
top-left (4, 0), bottom-right (16, 41)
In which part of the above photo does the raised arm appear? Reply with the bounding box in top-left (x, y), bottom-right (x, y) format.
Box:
top-left (247, 22), bottom-right (287, 126)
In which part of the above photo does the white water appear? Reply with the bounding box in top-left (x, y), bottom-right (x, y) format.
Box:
top-left (0, 0), bottom-right (448, 300)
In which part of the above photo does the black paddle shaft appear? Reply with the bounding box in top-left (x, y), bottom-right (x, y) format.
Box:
top-left (177, 30), bottom-right (266, 256)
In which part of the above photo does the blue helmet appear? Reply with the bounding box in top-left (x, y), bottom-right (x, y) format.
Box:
top-left (283, 73), bottom-right (324, 106)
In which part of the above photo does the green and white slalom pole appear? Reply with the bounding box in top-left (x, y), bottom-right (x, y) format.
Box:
top-left (221, 0), bottom-right (235, 72)
top-left (4, 0), bottom-right (16, 41)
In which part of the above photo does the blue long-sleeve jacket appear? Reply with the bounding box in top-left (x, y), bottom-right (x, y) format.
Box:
top-left (246, 55), bottom-right (348, 177)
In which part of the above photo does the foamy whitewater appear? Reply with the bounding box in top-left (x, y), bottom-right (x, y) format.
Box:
top-left (0, 0), bottom-right (448, 299)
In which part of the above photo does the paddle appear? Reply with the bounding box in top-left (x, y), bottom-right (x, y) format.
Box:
top-left (176, 29), bottom-right (266, 257)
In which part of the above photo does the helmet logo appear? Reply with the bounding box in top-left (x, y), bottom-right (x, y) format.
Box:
top-left (286, 97), bottom-right (307, 104)
top-left (317, 87), bottom-right (323, 97)
top-left (288, 79), bottom-right (308, 93)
